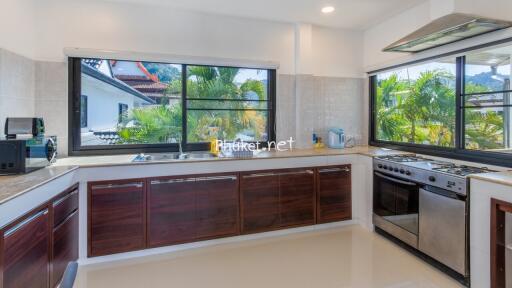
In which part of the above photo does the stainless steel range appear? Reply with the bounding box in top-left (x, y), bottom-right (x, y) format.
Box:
top-left (373, 154), bottom-right (495, 283)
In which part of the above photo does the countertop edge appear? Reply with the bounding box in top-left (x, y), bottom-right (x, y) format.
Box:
top-left (469, 172), bottom-right (512, 187)
top-left (0, 166), bottom-right (79, 205)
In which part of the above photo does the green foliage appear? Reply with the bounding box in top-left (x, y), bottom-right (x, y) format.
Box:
top-left (376, 68), bottom-right (506, 150)
top-left (117, 104), bottom-right (182, 144)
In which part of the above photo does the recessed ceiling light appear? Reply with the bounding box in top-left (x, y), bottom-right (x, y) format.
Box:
top-left (322, 6), bottom-right (335, 14)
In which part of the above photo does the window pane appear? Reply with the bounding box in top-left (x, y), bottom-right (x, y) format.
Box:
top-left (80, 59), bottom-right (182, 146)
top-left (374, 59), bottom-right (457, 147)
top-left (465, 106), bottom-right (512, 152)
top-left (187, 66), bottom-right (268, 100)
top-left (187, 110), bottom-right (268, 142)
top-left (465, 45), bottom-right (512, 93)
top-left (465, 92), bottom-right (511, 107)
top-left (186, 65), bottom-right (270, 143)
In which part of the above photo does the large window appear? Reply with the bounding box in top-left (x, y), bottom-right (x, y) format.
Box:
top-left (70, 58), bottom-right (275, 154)
top-left (370, 39), bottom-right (512, 165)
top-left (374, 58), bottom-right (456, 147)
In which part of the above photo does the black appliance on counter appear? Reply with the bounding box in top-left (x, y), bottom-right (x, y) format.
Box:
top-left (4, 117), bottom-right (45, 138)
top-left (0, 117), bottom-right (57, 174)
top-left (373, 154), bottom-right (495, 285)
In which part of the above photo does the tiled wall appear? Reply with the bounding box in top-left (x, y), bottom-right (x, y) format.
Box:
top-left (0, 48), bottom-right (366, 155)
top-left (282, 74), bottom-right (365, 148)
top-left (35, 61), bottom-right (68, 155)
top-left (0, 49), bottom-right (36, 134)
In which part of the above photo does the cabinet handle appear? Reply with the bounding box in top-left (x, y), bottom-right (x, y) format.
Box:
top-left (5, 209), bottom-right (48, 237)
top-left (242, 173), bottom-right (277, 178)
top-left (91, 183), bottom-right (144, 190)
top-left (276, 170), bottom-right (314, 176)
top-left (53, 189), bottom-right (78, 207)
top-left (151, 175), bottom-right (237, 185)
top-left (319, 167), bottom-right (350, 173)
top-left (53, 209), bottom-right (78, 231)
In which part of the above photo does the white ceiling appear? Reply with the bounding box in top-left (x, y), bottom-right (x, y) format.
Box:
top-left (103, 0), bottom-right (427, 30)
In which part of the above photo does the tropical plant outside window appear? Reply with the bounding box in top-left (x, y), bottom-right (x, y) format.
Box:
top-left (374, 59), bottom-right (457, 147)
top-left (76, 58), bottom-right (272, 150)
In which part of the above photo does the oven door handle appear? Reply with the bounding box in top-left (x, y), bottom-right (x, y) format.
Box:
top-left (374, 171), bottom-right (417, 186)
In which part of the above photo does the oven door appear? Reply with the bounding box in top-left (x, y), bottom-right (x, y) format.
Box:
top-left (373, 171), bottom-right (419, 248)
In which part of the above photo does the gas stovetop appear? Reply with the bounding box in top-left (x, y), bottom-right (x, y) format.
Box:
top-left (375, 155), bottom-right (494, 177)
top-left (373, 154), bottom-right (496, 195)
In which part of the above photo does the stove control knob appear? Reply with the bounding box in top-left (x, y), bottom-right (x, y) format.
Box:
top-left (428, 176), bottom-right (436, 182)
top-left (383, 165), bottom-right (388, 169)
top-left (389, 167), bottom-right (394, 171)
top-left (405, 171), bottom-right (411, 176)
top-left (399, 169), bottom-right (405, 174)
top-left (378, 164), bottom-right (383, 169)
top-left (394, 168), bottom-right (399, 172)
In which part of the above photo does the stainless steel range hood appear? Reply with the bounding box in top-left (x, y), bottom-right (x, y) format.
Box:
top-left (383, 13), bottom-right (512, 53)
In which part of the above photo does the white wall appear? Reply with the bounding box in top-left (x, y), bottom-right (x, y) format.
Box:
top-left (311, 26), bottom-right (364, 78)
top-left (0, 0), bottom-right (36, 60)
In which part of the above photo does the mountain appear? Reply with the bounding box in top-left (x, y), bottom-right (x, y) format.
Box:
top-left (465, 72), bottom-right (509, 91)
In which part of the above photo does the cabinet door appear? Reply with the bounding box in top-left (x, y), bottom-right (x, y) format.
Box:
top-left (241, 172), bottom-right (280, 234)
top-left (279, 169), bottom-right (316, 228)
top-left (195, 175), bottom-right (239, 239)
top-left (3, 208), bottom-right (49, 288)
top-left (88, 181), bottom-right (146, 257)
top-left (51, 210), bottom-right (78, 288)
top-left (148, 178), bottom-right (197, 247)
top-left (317, 165), bottom-right (352, 223)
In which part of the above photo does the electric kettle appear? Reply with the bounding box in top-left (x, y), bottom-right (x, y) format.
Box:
top-left (327, 128), bottom-right (345, 149)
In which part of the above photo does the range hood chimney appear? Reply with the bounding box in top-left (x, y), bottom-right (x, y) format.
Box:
top-left (383, 13), bottom-right (512, 53)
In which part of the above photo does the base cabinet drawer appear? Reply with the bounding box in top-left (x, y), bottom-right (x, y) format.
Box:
top-left (317, 165), bottom-right (352, 223)
top-left (88, 180), bottom-right (146, 257)
top-left (2, 209), bottom-right (49, 288)
top-left (51, 210), bottom-right (79, 288)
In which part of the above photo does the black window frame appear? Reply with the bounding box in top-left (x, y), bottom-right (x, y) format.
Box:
top-left (118, 103), bottom-right (128, 123)
top-left (68, 58), bottom-right (277, 156)
top-left (369, 36), bottom-right (512, 168)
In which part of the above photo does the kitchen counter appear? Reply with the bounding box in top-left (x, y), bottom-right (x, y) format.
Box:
top-left (469, 171), bottom-right (512, 187)
top-left (0, 146), bottom-right (405, 207)
top-left (0, 165), bottom-right (78, 205)
top-left (55, 146), bottom-right (407, 168)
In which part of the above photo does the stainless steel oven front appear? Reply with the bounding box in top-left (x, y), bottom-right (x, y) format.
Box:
top-left (373, 171), bottom-right (420, 248)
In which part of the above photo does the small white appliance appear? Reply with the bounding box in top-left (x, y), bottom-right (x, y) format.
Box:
top-left (327, 128), bottom-right (345, 149)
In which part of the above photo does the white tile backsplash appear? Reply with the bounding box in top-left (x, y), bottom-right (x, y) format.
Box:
top-left (0, 49), bottom-right (36, 132)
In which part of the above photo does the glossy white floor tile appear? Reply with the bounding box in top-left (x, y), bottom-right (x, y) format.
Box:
top-left (74, 225), bottom-right (464, 288)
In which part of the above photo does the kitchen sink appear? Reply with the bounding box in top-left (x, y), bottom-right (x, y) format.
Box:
top-left (132, 152), bottom-right (217, 162)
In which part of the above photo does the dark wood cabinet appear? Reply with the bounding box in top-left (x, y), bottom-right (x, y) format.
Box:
top-left (279, 169), bottom-right (315, 227)
top-left (148, 174), bottom-right (239, 247)
top-left (240, 168), bottom-right (315, 234)
top-left (50, 186), bottom-right (79, 287)
top-left (317, 165), bottom-right (352, 223)
top-left (88, 180), bottom-right (146, 257)
top-left (240, 172), bottom-right (280, 233)
top-left (195, 175), bottom-right (239, 240)
top-left (2, 208), bottom-right (50, 288)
